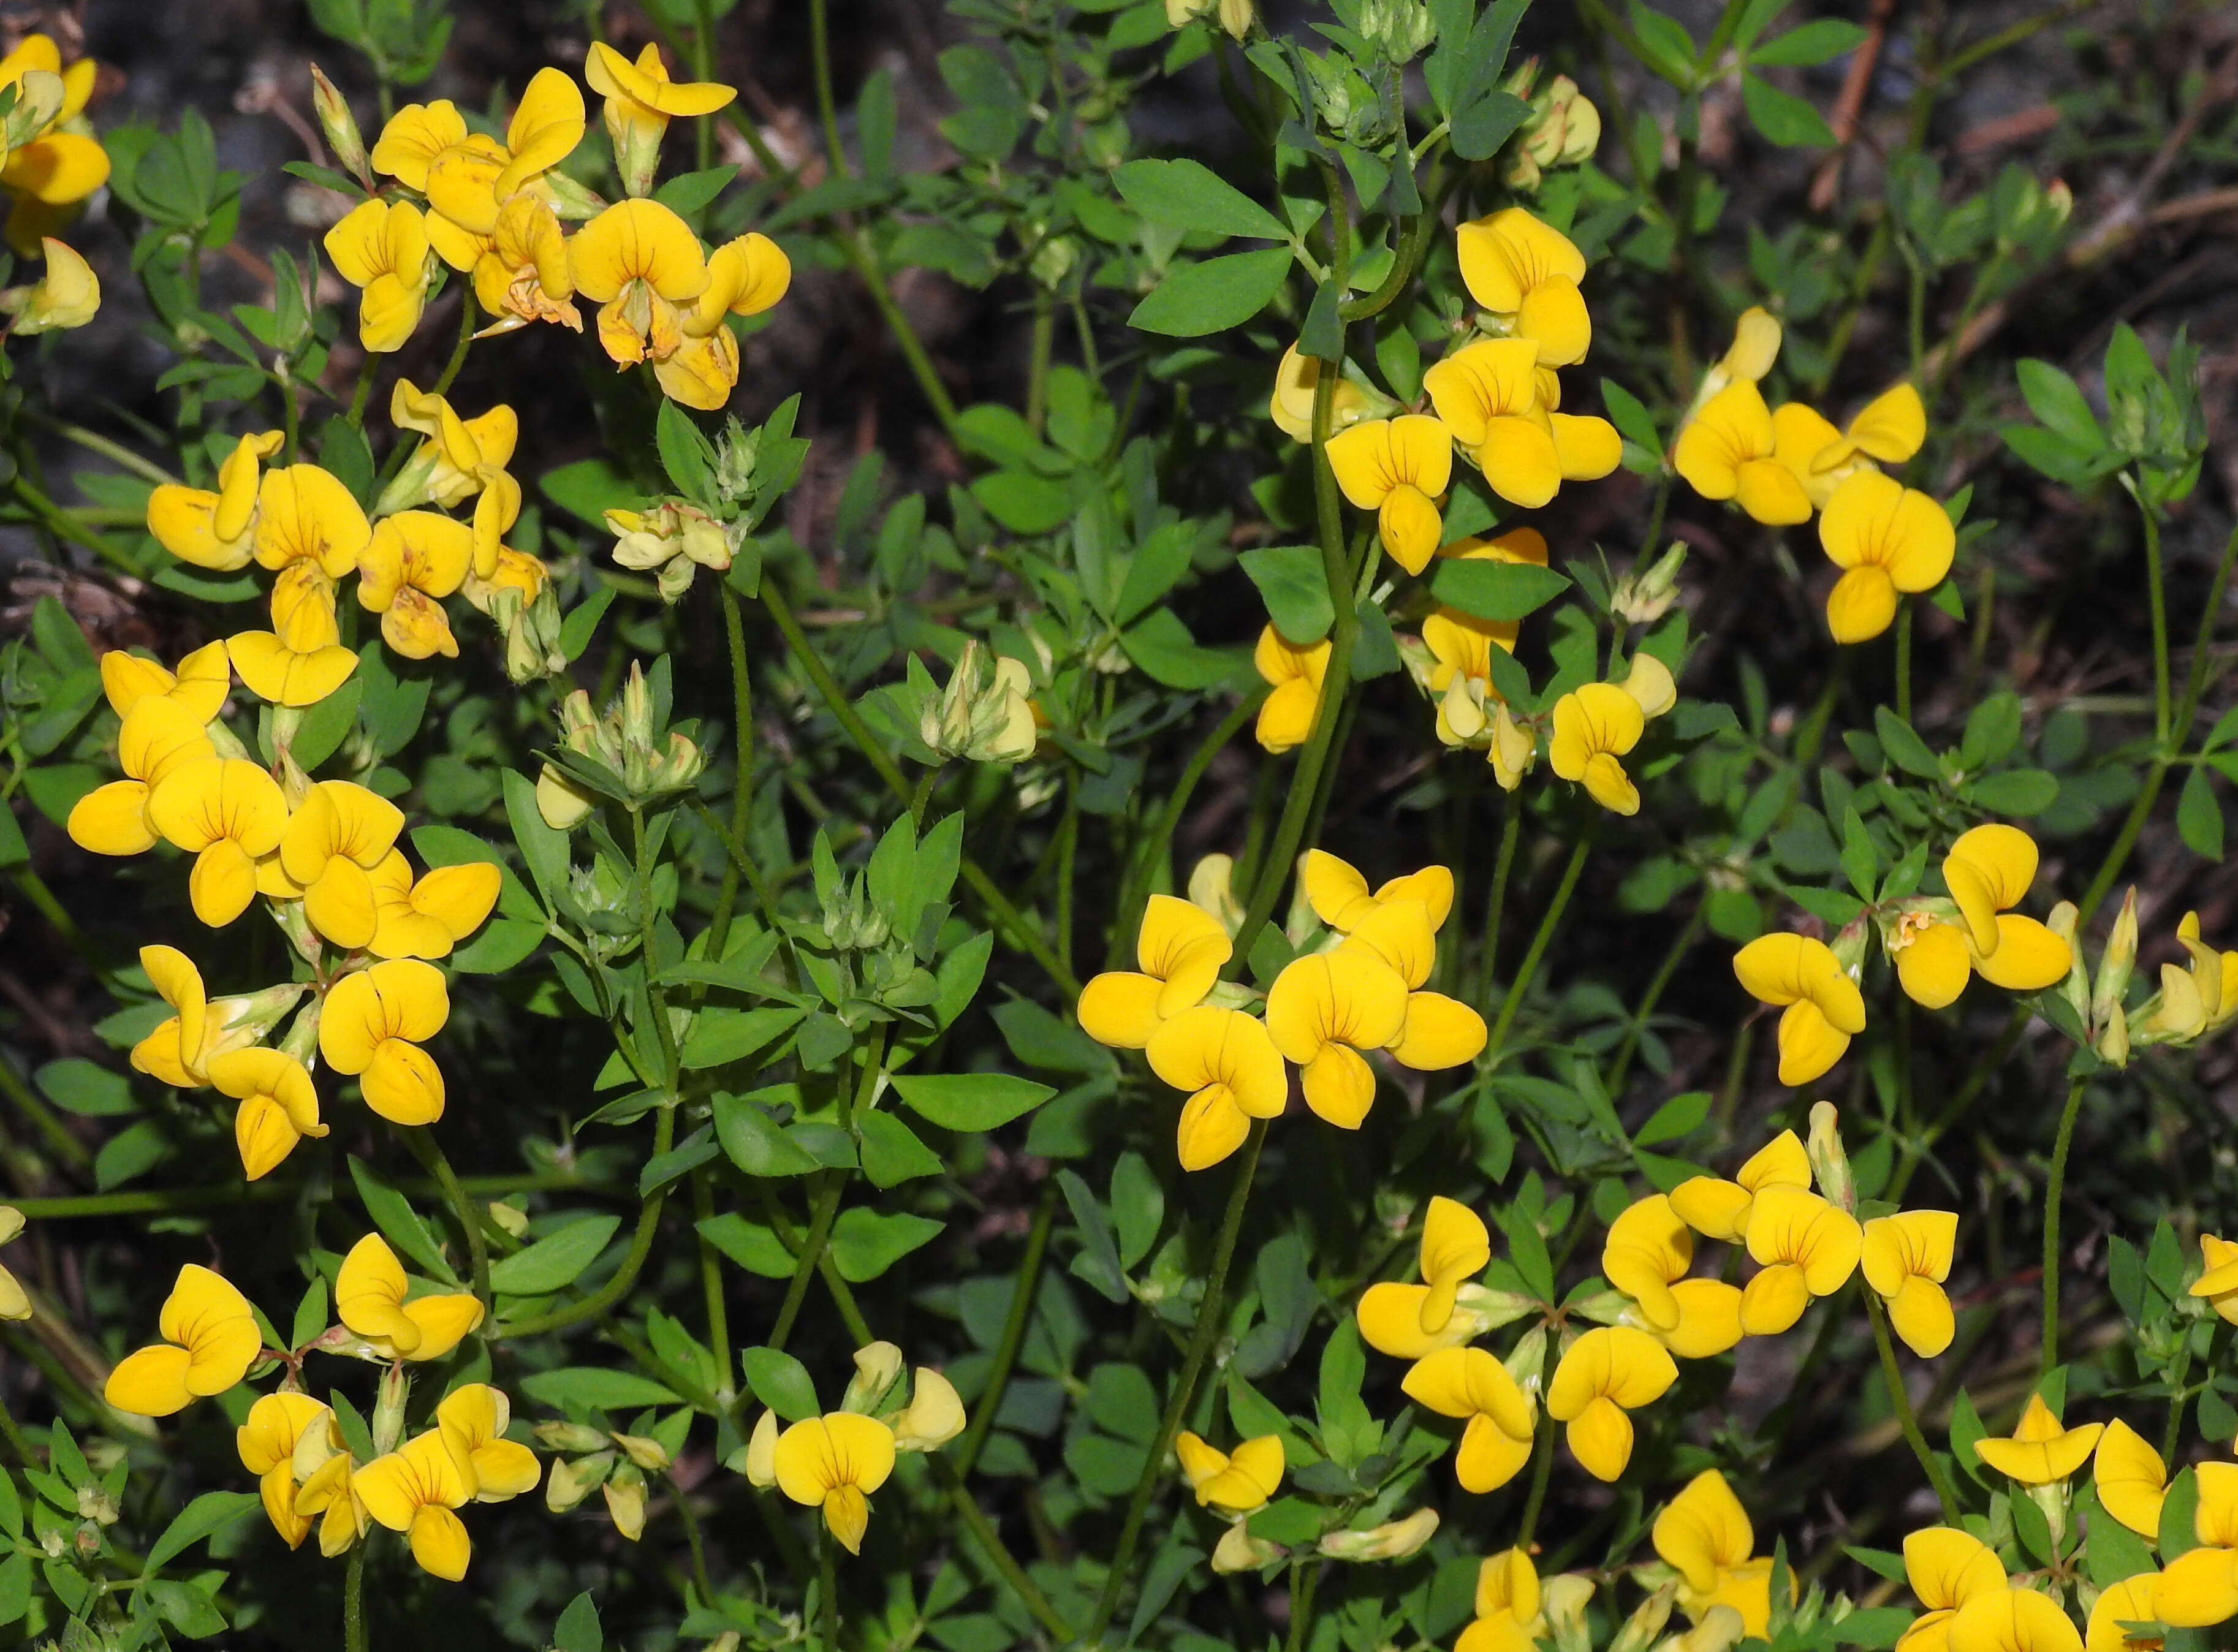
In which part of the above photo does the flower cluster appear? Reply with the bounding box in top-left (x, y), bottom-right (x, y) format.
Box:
top-left (1077, 851), bottom-right (1487, 1169)
top-left (324, 44), bottom-right (789, 409)
top-left (1737, 824), bottom-right (2071, 1088)
top-left (0, 32), bottom-right (109, 324)
top-left (1675, 309), bottom-right (1951, 643)
top-left (101, 1243), bottom-right (527, 1582)
top-left (742, 1341), bottom-right (966, 1554)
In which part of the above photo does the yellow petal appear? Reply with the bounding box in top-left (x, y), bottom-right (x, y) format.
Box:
top-left (1658, 1278), bottom-right (1745, 1358)
top-left (1388, 991), bottom-right (1487, 1069)
top-left (569, 199), bottom-right (711, 303)
top-left (1077, 971), bottom-right (1165, 1050)
top-left (1562, 1395), bottom-right (1635, 1482)
top-left (371, 100), bottom-right (468, 189)
top-left (2156, 1547), bottom-right (2238, 1628)
top-left (1478, 415), bottom-right (1565, 509)
top-left (1895, 920), bottom-right (1972, 1009)
top-left (1842, 383), bottom-right (1927, 465)
top-left (1515, 277), bottom-right (1590, 366)
top-left (104, 1343), bottom-right (196, 1416)
top-left (1674, 384), bottom-right (1776, 500)
top-left (1944, 1586), bottom-right (2083, 1652)
top-left (1903, 1526), bottom-right (2008, 1613)
top-left (498, 67), bottom-right (586, 196)
top-left (1733, 457), bottom-right (1813, 525)
top-left (1653, 1469), bottom-right (1754, 1591)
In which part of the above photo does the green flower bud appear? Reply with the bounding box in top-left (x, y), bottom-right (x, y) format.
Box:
top-left (309, 65), bottom-right (369, 186)
top-left (1317, 1506), bottom-right (1438, 1561)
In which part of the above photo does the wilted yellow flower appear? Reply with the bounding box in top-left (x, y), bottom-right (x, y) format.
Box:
top-left (656, 232), bottom-right (792, 410)
top-left (360, 510), bottom-right (471, 659)
top-left (889, 1368), bottom-right (966, 1453)
top-left (387, 380), bottom-right (518, 511)
top-left (471, 193), bottom-right (580, 337)
top-left (1166, 0), bottom-right (1253, 40)
top-left (103, 1264), bottom-right (261, 1417)
top-left (569, 198), bottom-right (711, 371)
top-left (1, 235), bottom-right (98, 331)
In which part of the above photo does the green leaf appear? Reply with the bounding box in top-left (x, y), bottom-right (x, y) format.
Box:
top-left (488, 1215), bottom-right (621, 1297)
top-left (541, 457), bottom-right (643, 528)
top-left (713, 1093), bottom-right (822, 1176)
top-left (554, 1592), bottom-right (604, 1652)
top-left (1626, 1), bottom-right (1698, 83)
top-left (741, 1347), bottom-right (819, 1421)
top-left (145, 1490), bottom-right (260, 1571)
top-left (1428, 558), bottom-right (1571, 621)
top-left (148, 1578), bottom-right (229, 1639)
top-left (347, 1156), bottom-right (460, 1285)
top-left (1601, 377), bottom-right (1661, 457)
top-left (890, 1072), bottom-right (1055, 1131)
top-left (828, 1208), bottom-right (944, 1281)
top-left (91, 1119), bottom-right (165, 1190)
top-left (290, 1277), bottom-right (328, 1352)
top-left (654, 399), bottom-right (716, 502)
top-left (2161, 1464), bottom-right (2199, 1558)
top-left (1110, 1150), bottom-right (1166, 1270)
top-left (2015, 360), bottom-right (2104, 449)
top-left (519, 1368), bottom-right (682, 1414)
top-left (1128, 248), bottom-right (1294, 338)
top-left (1113, 157), bottom-right (1288, 241)
top-left (503, 769), bottom-right (572, 911)
top-left (1240, 544), bottom-right (1335, 643)
top-left (1634, 1090), bottom-right (1710, 1147)
top-left (289, 673), bottom-right (363, 771)
top-left (1449, 89), bottom-right (1531, 161)
top-left (651, 165), bottom-right (735, 216)
top-left (1120, 608), bottom-right (1246, 689)
top-left (36, 1058), bottom-right (135, 1117)
top-left (857, 1112), bottom-right (944, 1188)
top-left (681, 1007), bottom-right (805, 1069)
top-left (1741, 72), bottom-right (1835, 146)
top-left (696, 1213), bottom-right (795, 1277)
top-left (1058, 1167), bottom-right (1129, 1303)
top-left (1750, 20), bottom-right (1869, 66)
top-left (1968, 769), bottom-right (2059, 816)
top-left (2178, 765), bottom-right (2224, 860)
top-left (1873, 707), bottom-right (1941, 779)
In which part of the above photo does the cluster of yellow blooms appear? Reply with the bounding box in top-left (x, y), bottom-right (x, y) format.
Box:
top-left (99, 1240), bottom-right (522, 1581)
top-left (1674, 309), bottom-right (1951, 644)
top-left (1077, 851), bottom-right (1487, 1169)
top-left (0, 36), bottom-right (108, 334)
top-left (741, 1341), bottom-right (966, 1553)
top-left (322, 44), bottom-right (789, 409)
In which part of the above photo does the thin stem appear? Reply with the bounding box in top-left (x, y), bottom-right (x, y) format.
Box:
top-left (29, 416), bottom-right (180, 486)
top-left (1026, 290), bottom-right (1055, 437)
top-left (1866, 1292), bottom-right (1964, 1522)
top-left (1111, 692), bottom-right (1263, 971)
top-left (818, 1526), bottom-right (840, 1652)
top-left (770, 1174), bottom-right (848, 1352)
top-left (0, 1053), bottom-right (92, 1170)
top-left (930, 1457), bottom-right (1074, 1640)
top-left (12, 1169), bottom-right (595, 1219)
top-left (1080, 1120), bottom-right (1267, 1646)
top-left (0, 1389), bottom-right (37, 1466)
top-left (10, 476), bottom-right (134, 572)
top-left (346, 354), bottom-right (378, 429)
top-left (2161, 1329), bottom-right (2195, 1463)
top-left (691, 0), bottom-right (718, 172)
top-left (1514, 1425), bottom-right (1555, 1547)
top-left (707, 583), bottom-right (756, 963)
top-left (1894, 600), bottom-right (1913, 724)
top-left (677, 1478), bottom-right (715, 1599)
top-left (1486, 841), bottom-right (1591, 1060)
top-left (343, 1539), bottom-right (368, 1652)
top-left (1473, 797), bottom-right (1521, 1007)
top-left (952, 1180), bottom-right (1056, 1478)
top-left (693, 1169), bottom-right (734, 1400)
top-left (2041, 1075), bottom-right (2087, 1376)
top-left (402, 1127), bottom-right (490, 1309)
top-left (1283, 1559), bottom-right (1324, 1652)
top-left (808, 0), bottom-right (846, 179)
top-left (499, 1107), bottom-right (675, 1337)
top-left (1607, 898), bottom-right (1706, 1093)
top-left (2136, 483), bottom-right (2171, 746)
top-left (430, 292), bottom-right (476, 399)
top-left (1887, 1006), bottom-right (2027, 1203)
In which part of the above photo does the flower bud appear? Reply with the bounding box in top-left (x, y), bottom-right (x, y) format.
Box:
top-left (209, 984), bottom-right (311, 1065)
top-left (1504, 1322), bottom-right (1549, 1398)
top-left (277, 998), bottom-right (322, 1066)
top-left (309, 65), bottom-right (369, 186)
top-left (1440, 675), bottom-right (1489, 745)
top-left (545, 1449), bottom-right (613, 1513)
top-left (1, 238), bottom-right (99, 334)
top-left (602, 1461), bottom-right (647, 1540)
top-left (1807, 1101), bottom-right (1853, 1212)
top-left (536, 763), bottom-right (596, 831)
top-left (742, 1409), bottom-right (780, 1488)
top-left (1359, 0), bottom-right (1435, 61)
top-left (1490, 705), bottom-right (1535, 790)
top-left (1188, 854), bottom-right (1246, 937)
top-left (843, 1341), bottom-right (907, 1416)
top-left (2092, 887), bottom-right (2138, 1032)
top-left (1612, 544), bottom-right (1687, 627)
top-left (1543, 1575), bottom-right (1597, 1652)
top-left (922, 640), bottom-right (1039, 763)
top-left (2044, 900), bottom-right (2090, 1033)
top-left (612, 1433), bottom-right (671, 1473)
top-left (1655, 1604), bottom-right (1746, 1652)
top-left (1030, 235), bottom-right (1080, 292)
top-left (533, 1421), bottom-right (610, 1455)
top-left (1610, 1581), bottom-right (1678, 1652)
top-left (2095, 1000), bottom-right (2130, 1068)
top-left (1212, 1518), bottom-right (1284, 1574)
top-left (892, 1368), bottom-right (966, 1453)
top-left (487, 1200), bottom-right (529, 1240)
top-left (1318, 1506), bottom-right (1438, 1561)
top-left (2, 70), bottom-right (64, 149)
top-left (76, 1484), bottom-right (119, 1526)
top-left (1571, 1289), bottom-right (1641, 1327)
top-left (370, 1362), bottom-right (411, 1458)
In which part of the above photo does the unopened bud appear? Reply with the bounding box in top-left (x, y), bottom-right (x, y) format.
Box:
top-left (1490, 705), bottom-right (1534, 790)
top-left (370, 1362), bottom-right (411, 1458)
top-left (1212, 1518), bottom-right (1284, 1573)
top-left (1610, 1581), bottom-right (1678, 1652)
top-left (545, 1450), bottom-right (613, 1513)
top-left (309, 66), bottom-right (369, 185)
top-left (1318, 1506), bottom-right (1438, 1561)
top-left (487, 1200), bottom-right (529, 1239)
top-left (742, 1409), bottom-right (779, 1488)
top-left (1807, 1101), bottom-right (1853, 1211)
top-left (612, 1433), bottom-right (670, 1474)
top-left (922, 640), bottom-right (1039, 763)
top-left (892, 1368), bottom-right (966, 1453)
top-left (207, 984), bottom-right (310, 1067)
top-left (2, 70), bottom-right (64, 148)
top-left (607, 504), bottom-right (731, 604)
top-left (1188, 854), bottom-right (1246, 937)
top-left (2045, 900), bottom-right (2090, 1033)
top-left (533, 1421), bottom-right (609, 1455)
top-left (2095, 1000), bottom-right (2131, 1068)
top-left (1030, 235), bottom-right (1080, 292)
top-left (1655, 1604), bottom-right (1746, 1652)
top-left (602, 1461), bottom-right (647, 1540)
top-left (1504, 1323), bottom-right (1549, 1398)
top-left (536, 763), bottom-right (596, 831)
top-left (843, 1342), bottom-right (907, 1417)
top-left (1612, 544), bottom-right (1686, 626)
top-left (1543, 1575), bottom-right (1596, 1652)
top-left (2092, 888), bottom-right (2138, 1031)
top-left (75, 1485), bottom-right (119, 1526)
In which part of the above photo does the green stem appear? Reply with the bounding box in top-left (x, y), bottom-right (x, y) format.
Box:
top-left (346, 354), bottom-right (378, 428)
top-left (10, 475), bottom-right (134, 572)
top-left (1866, 1292), bottom-right (1963, 1522)
top-left (1111, 692), bottom-right (1263, 971)
top-left (1473, 796), bottom-right (1521, 1007)
top-left (28, 415), bottom-right (180, 486)
top-left (11, 1169), bottom-right (596, 1219)
top-left (2041, 1075), bottom-right (2087, 1377)
top-left (343, 1539), bottom-right (368, 1652)
top-left (1514, 1424), bottom-right (1555, 1547)
top-left (1282, 1559), bottom-right (1324, 1652)
top-left (2161, 1329), bottom-right (2196, 1463)
top-left (1486, 841), bottom-right (1591, 1061)
top-left (1887, 1006), bottom-right (2027, 1203)
top-left (1607, 898), bottom-right (1706, 1094)
top-left (707, 583), bottom-right (756, 962)
top-left (676, 1476), bottom-right (715, 1599)
top-left (498, 1107), bottom-right (675, 1337)
top-left (818, 1526), bottom-right (840, 1652)
top-left (808, 0), bottom-right (846, 179)
top-left (693, 1169), bottom-right (734, 1401)
top-left (431, 293), bottom-right (477, 398)
top-left (1080, 1121), bottom-right (1267, 1645)
top-left (930, 1457), bottom-right (1074, 1640)
top-left (0, 1389), bottom-right (37, 1466)
top-left (2136, 482), bottom-right (2171, 747)
top-left (952, 1180), bottom-right (1056, 1479)
top-left (691, 0), bottom-right (718, 172)
top-left (0, 1053), bottom-right (91, 1171)
top-left (770, 1174), bottom-right (848, 1352)
top-left (760, 580), bottom-right (1078, 997)
top-left (402, 1127), bottom-right (490, 1309)
top-left (1894, 600), bottom-right (1913, 724)
top-left (1026, 290), bottom-right (1055, 437)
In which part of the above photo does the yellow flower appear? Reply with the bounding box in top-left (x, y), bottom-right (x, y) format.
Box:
top-left (1402, 1346), bottom-right (1534, 1493)
top-left (146, 756), bottom-right (289, 928)
top-left (336, 1233), bottom-right (484, 1360)
top-left (407, 70), bottom-right (585, 265)
top-left (1324, 415), bottom-right (1453, 575)
top-left (366, 851), bottom-right (501, 961)
top-left (1739, 1184), bottom-right (1862, 1335)
top-left (1167, 0), bottom-right (1254, 38)
top-left (145, 431), bottom-right (284, 571)
top-left (1146, 1006), bottom-right (1287, 1172)
top-left (1254, 624), bottom-right (1330, 754)
top-left (1270, 343), bottom-right (1370, 443)
top-left (279, 780), bottom-right (408, 949)
top-left (1672, 383), bottom-right (1812, 526)
top-left (569, 198), bottom-right (711, 369)
top-left (1816, 382), bottom-right (1927, 476)
top-left (101, 641), bottom-right (230, 724)
top-left (66, 696), bottom-right (215, 857)
top-left (2092, 1419), bottom-right (2166, 1539)
top-left (208, 1047), bottom-right (326, 1181)
top-left (292, 1428), bottom-right (371, 1557)
top-left (0, 1207), bottom-right (31, 1321)
top-left (387, 381), bottom-right (518, 510)
top-left (1687, 308), bottom-right (1781, 417)
top-left (584, 41), bottom-right (736, 197)
top-left (471, 192), bottom-right (581, 337)
top-left (1264, 948), bottom-right (1409, 1127)
top-left (2191, 1233), bottom-right (2238, 1324)
top-left (1175, 1432), bottom-right (1284, 1514)
top-left (655, 232), bottom-right (793, 410)
top-left (1076, 893), bottom-right (1231, 1049)
top-left (103, 1263), bottom-right (262, 1416)
top-left (355, 1428), bottom-right (474, 1580)
top-left (323, 199), bottom-right (431, 352)
top-left (320, 960), bottom-right (451, 1124)
top-left (1731, 933), bottom-right (1866, 1086)
top-left (255, 464), bottom-right (372, 578)
top-left (1457, 1549), bottom-right (1544, 1652)
top-left (1669, 1130), bottom-right (1812, 1244)
top-left (1897, 1526), bottom-right (2008, 1652)
top-left (370, 99), bottom-right (469, 191)
top-left (1603, 1194), bottom-right (1695, 1335)
top-left (436, 1384), bottom-right (542, 1502)
top-left (1299, 848), bottom-right (1454, 936)
top-left (1547, 682), bottom-right (1645, 814)
top-left (1455, 207), bottom-right (1590, 366)
top-left (1653, 1470), bottom-right (1777, 1635)
top-left (1544, 1325), bottom-right (1675, 1480)
top-left (1860, 1210), bottom-right (1958, 1356)
top-left (1356, 1197), bottom-right (1492, 1358)
top-left (3, 236), bottom-right (99, 331)
top-left (2141, 912), bottom-right (2238, 1042)
top-left (229, 565), bottom-right (360, 708)
top-left (772, 1411), bottom-right (898, 1554)
top-left (238, 1390), bottom-right (330, 1550)
top-left (1893, 826), bottom-right (2072, 1008)
top-left (0, 36), bottom-right (108, 256)
top-left (1422, 338), bottom-right (1613, 507)
top-left (1422, 531), bottom-right (1547, 738)
top-left (1945, 1588), bottom-right (2083, 1652)
top-left (2084, 1578), bottom-right (2161, 1652)
top-left (1338, 898), bottom-right (1487, 1071)
top-left (359, 509), bottom-right (471, 659)
top-left (127, 945), bottom-right (216, 1089)
top-left (2157, 1461), bottom-right (2238, 1626)
top-left (1770, 402), bottom-right (1853, 510)
top-left (1819, 469), bottom-right (1955, 643)
top-left (889, 1368), bottom-right (966, 1453)
top-left (1972, 1393), bottom-right (2103, 1486)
